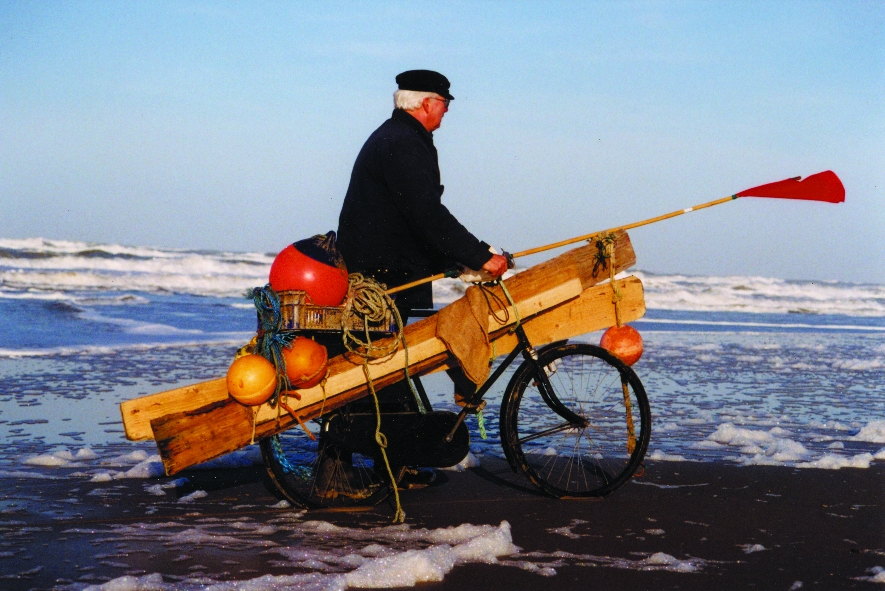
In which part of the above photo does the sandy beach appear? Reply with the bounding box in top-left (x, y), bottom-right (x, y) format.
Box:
top-left (2, 457), bottom-right (883, 590)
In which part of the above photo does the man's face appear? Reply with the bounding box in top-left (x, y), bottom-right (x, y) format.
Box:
top-left (424, 95), bottom-right (449, 131)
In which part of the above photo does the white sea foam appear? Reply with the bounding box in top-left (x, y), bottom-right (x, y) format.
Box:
top-left (698, 420), bottom-right (885, 469)
top-left (849, 420), bottom-right (885, 443)
top-left (631, 271), bottom-right (885, 317)
top-left (22, 446), bottom-right (265, 482)
top-left (177, 490), bottom-right (209, 504)
top-left (704, 423), bottom-right (808, 464)
top-left (22, 447), bottom-right (97, 467)
top-left (0, 237), bottom-right (271, 298)
top-left (645, 450), bottom-right (691, 462)
top-left (740, 544), bottom-right (767, 554)
top-left (0, 470), bottom-right (61, 480)
top-left (855, 566), bottom-right (885, 583)
top-left (72, 521), bottom-right (520, 591)
top-left (439, 451), bottom-right (480, 472)
top-left (796, 453), bottom-right (874, 469)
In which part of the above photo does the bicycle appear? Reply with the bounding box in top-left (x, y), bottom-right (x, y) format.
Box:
top-left (259, 309), bottom-right (650, 509)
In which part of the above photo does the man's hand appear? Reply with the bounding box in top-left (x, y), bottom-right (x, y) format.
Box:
top-left (481, 254), bottom-right (509, 278)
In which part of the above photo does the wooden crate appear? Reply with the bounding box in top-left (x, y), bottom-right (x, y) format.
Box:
top-left (276, 290), bottom-right (395, 333)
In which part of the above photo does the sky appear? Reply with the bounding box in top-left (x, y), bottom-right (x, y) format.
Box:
top-left (1, 1), bottom-right (883, 283)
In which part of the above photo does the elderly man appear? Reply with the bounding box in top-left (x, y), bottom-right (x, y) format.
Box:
top-left (323, 70), bottom-right (507, 494)
top-left (337, 69), bottom-right (508, 310)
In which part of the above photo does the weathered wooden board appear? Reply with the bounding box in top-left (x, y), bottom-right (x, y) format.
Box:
top-left (121, 378), bottom-right (228, 441)
top-left (491, 276), bottom-right (646, 355)
top-left (121, 231), bottom-right (636, 442)
top-left (152, 278), bottom-right (582, 474)
top-left (152, 276), bottom-right (644, 475)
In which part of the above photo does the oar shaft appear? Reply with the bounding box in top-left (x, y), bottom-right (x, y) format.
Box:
top-left (386, 272), bottom-right (449, 295)
top-left (511, 195), bottom-right (738, 258)
top-left (384, 193), bottom-right (739, 294)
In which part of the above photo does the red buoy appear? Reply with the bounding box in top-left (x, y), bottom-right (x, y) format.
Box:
top-left (282, 337), bottom-right (328, 389)
top-left (226, 354), bottom-right (278, 406)
top-left (600, 324), bottom-right (643, 366)
top-left (269, 244), bottom-right (349, 306)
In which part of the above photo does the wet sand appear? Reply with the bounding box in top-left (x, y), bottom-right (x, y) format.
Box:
top-left (2, 458), bottom-right (883, 590)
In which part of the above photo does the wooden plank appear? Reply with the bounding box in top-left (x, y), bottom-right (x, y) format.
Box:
top-left (490, 276), bottom-right (645, 355)
top-left (253, 277), bottom-right (582, 422)
top-left (152, 277), bottom-right (644, 475)
top-left (121, 378), bottom-right (228, 441)
top-left (152, 399), bottom-right (255, 473)
top-left (384, 276), bottom-right (646, 377)
top-left (122, 232), bottom-right (635, 442)
top-left (151, 278), bottom-right (582, 475)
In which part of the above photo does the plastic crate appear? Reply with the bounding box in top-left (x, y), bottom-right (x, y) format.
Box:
top-left (276, 290), bottom-right (396, 333)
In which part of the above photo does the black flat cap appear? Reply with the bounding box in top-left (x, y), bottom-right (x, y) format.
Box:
top-left (395, 70), bottom-right (454, 100)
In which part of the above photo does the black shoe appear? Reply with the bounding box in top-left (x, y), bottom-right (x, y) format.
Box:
top-left (397, 468), bottom-right (437, 490)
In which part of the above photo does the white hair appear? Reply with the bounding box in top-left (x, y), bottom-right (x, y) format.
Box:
top-left (393, 89), bottom-right (440, 111)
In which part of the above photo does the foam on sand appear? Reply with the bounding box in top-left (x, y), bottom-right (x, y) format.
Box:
top-left (70, 521), bottom-right (520, 591)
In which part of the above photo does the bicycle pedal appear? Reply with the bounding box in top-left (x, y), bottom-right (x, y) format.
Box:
top-left (460, 400), bottom-right (486, 415)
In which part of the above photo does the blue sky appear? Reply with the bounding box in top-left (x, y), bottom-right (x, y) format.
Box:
top-left (2, 1), bottom-right (883, 283)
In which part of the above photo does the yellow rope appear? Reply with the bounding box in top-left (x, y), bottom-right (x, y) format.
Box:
top-left (363, 363), bottom-right (405, 523)
top-left (340, 273), bottom-right (415, 522)
top-left (496, 280), bottom-right (522, 333)
top-left (622, 381), bottom-right (636, 454)
top-left (342, 274), bottom-right (424, 411)
top-left (600, 235), bottom-right (636, 453)
top-left (603, 235), bottom-right (623, 327)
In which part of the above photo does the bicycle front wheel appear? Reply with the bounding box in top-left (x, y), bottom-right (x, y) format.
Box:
top-left (499, 343), bottom-right (650, 498)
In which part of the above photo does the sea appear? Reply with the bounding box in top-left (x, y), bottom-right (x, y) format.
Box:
top-left (1, 237), bottom-right (884, 590)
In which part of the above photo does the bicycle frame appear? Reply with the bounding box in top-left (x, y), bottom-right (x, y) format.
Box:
top-left (443, 322), bottom-right (586, 443)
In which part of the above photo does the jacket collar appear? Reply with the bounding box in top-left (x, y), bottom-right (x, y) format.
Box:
top-left (391, 109), bottom-right (434, 143)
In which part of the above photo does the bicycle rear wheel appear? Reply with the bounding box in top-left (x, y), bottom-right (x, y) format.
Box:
top-left (259, 412), bottom-right (391, 509)
top-left (499, 343), bottom-right (650, 497)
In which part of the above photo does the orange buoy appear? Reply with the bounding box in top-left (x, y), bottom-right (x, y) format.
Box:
top-left (282, 337), bottom-right (328, 389)
top-left (226, 354), bottom-right (278, 405)
top-left (600, 324), bottom-right (643, 366)
top-left (269, 233), bottom-right (349, 306)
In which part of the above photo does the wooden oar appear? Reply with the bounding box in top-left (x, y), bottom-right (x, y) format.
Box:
top-left (386, 171), bottom-right (845, 295)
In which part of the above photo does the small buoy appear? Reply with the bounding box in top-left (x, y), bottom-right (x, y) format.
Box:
top-left (282, 337), bottom-right (328, 389)
top-left (600, 324), bottom-right (643, 366)
top-left (226, 354), bottom-right (278, 405)
top-left (269, 232), bottom-right (349, 306)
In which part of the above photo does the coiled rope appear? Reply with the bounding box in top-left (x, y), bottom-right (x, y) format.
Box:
top-left (593, 234), bottom-right (623, 327)
top-left (249, 285), bottom-right (299, 414)
top-left (340, 273), bottom-right (424, 523)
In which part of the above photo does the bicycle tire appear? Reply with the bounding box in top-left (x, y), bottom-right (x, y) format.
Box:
top-left (259, 412), bottom-right (392, 509)
top-left (499, 343), bottom-right (650, 498)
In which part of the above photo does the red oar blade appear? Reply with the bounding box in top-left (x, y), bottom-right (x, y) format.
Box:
top-left (736, 170), bottom-right (845, 203)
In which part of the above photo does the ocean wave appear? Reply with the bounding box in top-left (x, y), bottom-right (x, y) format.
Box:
top-left (0, 237), bottom-right (271, 298)
top-left (632, 271), bottom-right (885, 317)
top-left (3, 237), bottom-right (884, 317)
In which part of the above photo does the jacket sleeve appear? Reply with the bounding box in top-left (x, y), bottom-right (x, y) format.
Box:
top-left (380, 135), bottom-right (493, 271)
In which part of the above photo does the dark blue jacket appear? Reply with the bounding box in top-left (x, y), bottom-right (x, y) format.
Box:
top-left (337, 109), bottom-right (492, 308)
